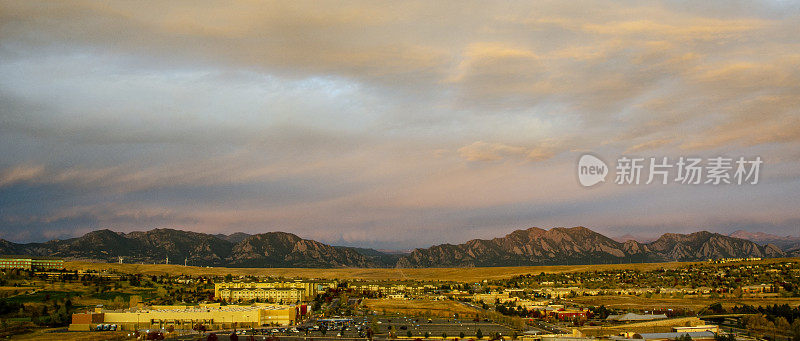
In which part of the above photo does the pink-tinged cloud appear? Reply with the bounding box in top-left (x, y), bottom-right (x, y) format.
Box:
top-left (0, 0), bottom-right (799, 246)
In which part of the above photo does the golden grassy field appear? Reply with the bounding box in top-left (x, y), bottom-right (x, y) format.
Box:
top-left (362, 299), bottom-right (480, 317)
top-left (65, 257), bottom-right (799, 282)
top-left (67, 261), bottom-right (688, 282)
top-left (0, 279), bottom-right (143, 307)
top-left (11, 329), bottom-right (134, 341)
top-left (568, 295), bottom-right (800, 310)
top-left (0, 285), bottom-right (35, 296)
top-left (579, 317), bottom-right (706, 336)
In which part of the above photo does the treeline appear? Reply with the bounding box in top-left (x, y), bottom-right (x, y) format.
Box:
top-left (730, 304), bottom-right (800, 323)
top-left (0, 297), bottom-right (72, 328)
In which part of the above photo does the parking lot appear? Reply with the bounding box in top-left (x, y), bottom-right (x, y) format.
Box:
top-left (373, 317), bottom-right (514, 338)
top-left (172, 316), bottom-right (516, 340)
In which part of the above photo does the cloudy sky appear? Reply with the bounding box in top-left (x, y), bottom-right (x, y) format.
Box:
top-left (1, 1), bottom-right (799, 248)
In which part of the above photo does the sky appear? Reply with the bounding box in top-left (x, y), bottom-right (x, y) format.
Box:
top-left (1, 1), bottom-right (799, 249)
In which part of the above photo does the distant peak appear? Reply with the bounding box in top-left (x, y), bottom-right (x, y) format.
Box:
top-left (87, 228), bottom-right (116, 233)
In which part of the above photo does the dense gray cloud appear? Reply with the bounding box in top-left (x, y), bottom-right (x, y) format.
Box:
top-left (0, 0), bottom-right (799, 247)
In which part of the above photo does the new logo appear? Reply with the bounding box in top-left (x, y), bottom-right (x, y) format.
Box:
top-left (578, 154), bottom-right (608, 187)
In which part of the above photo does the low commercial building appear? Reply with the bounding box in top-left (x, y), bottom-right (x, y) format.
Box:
top-left (551, 309), bottom-right (588, 320)
top-left (516, 299), bottom-right (551, 310)
top-left (633, 331), bottom-right (715, 341)
top-left (522, 329), bottom-right (592, 341)
top-left (741, 284), bottom-right (775, 293)
top-left (708, 257), bottom-right (761, 264)
top-left (673, 325), bottom-right (719, 333)
top-left (69, 303), bottom-right (296, 331)
top-left (0, 256), bottom-right (64, 270)
top-left (474, 292), bottom-right (510, 303)
top-left (606, 313), bottom-right (668, 322)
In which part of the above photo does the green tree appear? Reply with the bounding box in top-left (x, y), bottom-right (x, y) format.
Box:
top-left (791, 319), bottom-right (800, 341)
top-left (714, 333), bottom-right (736, 341)
top-left (707, 303), bottom-right (724, 314)
top-left (129, 295), bottom-right (142, 308)
top-left (476, 329), bottom-right (483, 339)
top-left (744, 314), bottom-right (774, 332)
top-left (776, 317), bottom-right (791, 331)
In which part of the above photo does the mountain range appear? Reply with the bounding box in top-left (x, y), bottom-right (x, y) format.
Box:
top-left (396, 227), bottom-right (784, 267)
top-left (0, 227), bottom-right (787, 268)
top-left (728, 230), bottom-right (800, 251)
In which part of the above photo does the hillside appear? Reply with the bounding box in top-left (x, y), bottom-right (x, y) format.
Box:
top-left (729, 230), bottom-right (800, 250)
top-left (0, 229), bottom-right (382, 268)
top-left (0, 226), bottom-right (785, 268)
top-left (396, 227), bottom-right (784, 267)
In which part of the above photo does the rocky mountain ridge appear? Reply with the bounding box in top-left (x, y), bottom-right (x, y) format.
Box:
top-left (0, 226), bottom-right (785, 268)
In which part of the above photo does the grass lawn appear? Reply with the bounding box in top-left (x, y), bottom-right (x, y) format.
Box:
top-left (92, 291), bottom-right (135, 301)
top-left (3, 290), bottom-right (76, 304)
top-left (0, 285), bottom-right (35, 293)
top-left (65, 257), bottom-right (800, 282)
top-left (12, 329), bottom-right (135, 341)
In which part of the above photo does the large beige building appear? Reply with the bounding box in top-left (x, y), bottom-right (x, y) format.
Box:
top-left (473, 291), bottom-right (511, 303)
top-left (0, 256), bottom-right (64, 270)
top-left (69, 303), bottom-right (296, 331)
top-left (218, 287), bottom-right (305, 303)
top-left (215, 280), bottom-right (336, 303)
top-left (347, 283), bottom-right (432, 296)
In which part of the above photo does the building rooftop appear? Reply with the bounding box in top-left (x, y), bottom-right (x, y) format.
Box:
top-left (110, 304), bottom-right (294, 314)
top-left (634, 331), bottom-right (715, 340)
top-left (606, 313), bottom-right (668, 321)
